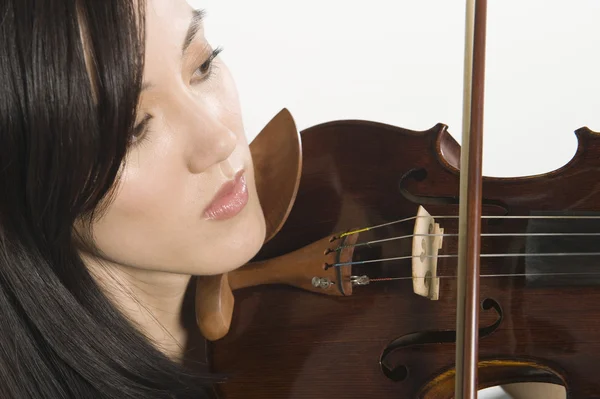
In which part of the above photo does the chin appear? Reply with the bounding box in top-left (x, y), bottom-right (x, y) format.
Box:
top-left (204, 196), bottom-right (266, 276)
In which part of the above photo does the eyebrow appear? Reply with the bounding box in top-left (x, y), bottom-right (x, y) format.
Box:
top-left (182, 9), bottom-right (206, 55)
top-left (141, 9), bottom-right (205, 92)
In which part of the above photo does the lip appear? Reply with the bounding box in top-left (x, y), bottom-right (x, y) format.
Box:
top-left (203, 170), bottom-right (249, 221)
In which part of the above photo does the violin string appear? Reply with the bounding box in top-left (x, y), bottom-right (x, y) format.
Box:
top-left (333, 252), bottom-right (600, 267)
top-left (333, 212), bottom-right (600, 280)
top-left (335, 232), bottom-right (600, 251)
top-left (338, 214), bottom-right (600, 238)
top-left (365, 271), bottom-right (600, 282)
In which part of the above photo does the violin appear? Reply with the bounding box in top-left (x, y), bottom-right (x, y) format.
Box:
top-left (192, 1), bottom-right (600, 398)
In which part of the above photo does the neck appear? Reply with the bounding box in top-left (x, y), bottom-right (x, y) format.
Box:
top-left (82, 253), bottom-right (192, 363)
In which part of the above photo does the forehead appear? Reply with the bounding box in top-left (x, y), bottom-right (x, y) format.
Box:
top-left (144, 0), bottom-right (200, 55)
top-left (142, 0), bottom-right (204, 88)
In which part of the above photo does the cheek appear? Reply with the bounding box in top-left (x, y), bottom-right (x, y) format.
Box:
top-left (113, 164), bottom-right (186, 220)
top-left (89, 157), bottom-right (198, 266)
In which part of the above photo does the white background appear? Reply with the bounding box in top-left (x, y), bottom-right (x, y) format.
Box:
top-left (196, 0), bottom-right (600, 178)
top-left (188, 1), bottom-right (598, 397)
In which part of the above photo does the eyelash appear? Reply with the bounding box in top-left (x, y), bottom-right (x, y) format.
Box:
top-left (130, 114), bottom-right (152, 147)
top-left (129, 46), bottom-right (224, 147)
top-left (192, 46), bottom-right (223, 84)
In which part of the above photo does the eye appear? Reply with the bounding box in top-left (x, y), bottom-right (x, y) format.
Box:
top-left (191, 46), bottom-right (223, 84)
top-left (129, 114), bottom-right (152, 146)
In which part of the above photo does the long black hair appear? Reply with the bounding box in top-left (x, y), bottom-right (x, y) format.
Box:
top-left (0, 1), bottom-right (215, 397)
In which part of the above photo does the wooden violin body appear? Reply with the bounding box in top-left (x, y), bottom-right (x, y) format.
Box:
top-left (199, 110), bottom-right (600, 398)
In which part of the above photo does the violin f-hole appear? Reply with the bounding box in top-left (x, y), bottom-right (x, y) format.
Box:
top-left (379, 298), bottom-right (503, 382)
top-left (398, 168), bottom-right (459, 207)
top-left (398, 168), bottom-right (509, 218)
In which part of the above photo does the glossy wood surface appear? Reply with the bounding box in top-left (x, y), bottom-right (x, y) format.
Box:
top-left (249, 108), bottom-right (302, 243)
top-left (207, 120), bottom-right (600, 398)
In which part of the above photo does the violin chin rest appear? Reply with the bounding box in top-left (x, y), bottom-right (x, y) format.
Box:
top-left (249, 108), bottom-right (302, 244)
top-left (417, 359), bottom-right (566, 399)
top-left (194, 273), bottom-right (234, 342)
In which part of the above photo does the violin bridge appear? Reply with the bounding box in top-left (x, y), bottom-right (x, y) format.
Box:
top-left (412, 205), bottom-right (443, 300)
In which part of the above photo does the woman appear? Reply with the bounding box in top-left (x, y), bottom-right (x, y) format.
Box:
top-left (0, 0), bottom-right (265, 397)
top-left (0, 1), bottom-right (570, 398)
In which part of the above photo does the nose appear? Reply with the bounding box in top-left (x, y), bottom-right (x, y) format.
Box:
top-left (178, 100), bottom-right (238, 174)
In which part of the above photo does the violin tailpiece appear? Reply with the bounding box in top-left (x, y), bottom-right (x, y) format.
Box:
top-left (195, 231), bottom-right (360, 341)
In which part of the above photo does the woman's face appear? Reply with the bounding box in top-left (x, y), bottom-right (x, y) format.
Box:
top-left (87, 0), bottom-right (266, 276)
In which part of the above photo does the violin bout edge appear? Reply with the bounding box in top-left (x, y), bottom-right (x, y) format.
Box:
top-left (417, 359), bottom-right (566, 399)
